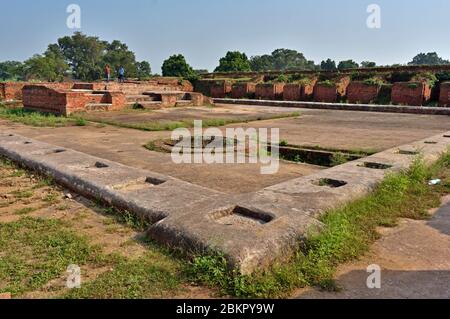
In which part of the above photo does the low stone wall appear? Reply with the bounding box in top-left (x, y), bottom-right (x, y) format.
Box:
top-left (391, 82), bottom-right (431, 106)
top-left (255, 83), bottom-right (285, 100)
top-left (283, 84), bottom-right (302, 101)
top-left (347, 82), bottom-right (381, 104)
top-left (314, 76), bottom-right (350, 103)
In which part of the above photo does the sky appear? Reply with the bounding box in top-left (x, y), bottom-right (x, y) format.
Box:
top-left (1, 0), bottom-right (450, 73)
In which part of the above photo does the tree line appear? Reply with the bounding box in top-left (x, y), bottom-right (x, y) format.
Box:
top-left (1, 32), bottom-right (449, 82)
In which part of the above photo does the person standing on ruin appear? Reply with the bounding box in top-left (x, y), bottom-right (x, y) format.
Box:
top-left (105, 64), bottom-right (111, 82)
top-left (118, 66), bottom-right (125, 83)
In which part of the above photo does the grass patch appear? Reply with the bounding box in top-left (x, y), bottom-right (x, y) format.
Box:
top-left (186, 151), bottom-right (450, 298)
top-left (0, 105), bottom-right (87, 128)
top-left (77, 112), bottom-right (301, 132)
top-left (0, 217), bottom-right (105, 296)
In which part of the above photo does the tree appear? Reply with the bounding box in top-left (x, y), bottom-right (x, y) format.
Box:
top-left (161, 54), bottom-right (197, 80)
top-left (361, 61), bottom-right (376, 68)
top-left (271, 49), bottom-right (315, 71)
top-left (23, 45), bottom-right (69, 82)
top-left (320, 59), bottom-right (337, 71)
top-left (0, 61), bottom-right (24, 81)
top-left (338, 60), bottom-right (359, 70)
top-left (214, 51), bottom-right (251, 72)
top-left (136, 61), bottom-right (152, 79)
top-left (249, 49), bottom-right (315, 72)
top-left (408, 52), bottom-right (450, 65)
top-left (103, 40), bottom-right (139, 78)
top-left (57, 32), bottom-right (107, 81)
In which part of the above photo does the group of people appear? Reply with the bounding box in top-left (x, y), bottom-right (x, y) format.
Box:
top-left (104, 64), bottom-right (125, 83)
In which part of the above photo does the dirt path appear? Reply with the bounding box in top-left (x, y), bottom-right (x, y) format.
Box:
top-left (295, 195), bottom-right (450, 299)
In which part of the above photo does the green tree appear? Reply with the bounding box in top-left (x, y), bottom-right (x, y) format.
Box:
top-left (161, 54), bottom-right (197, 80)
top-left (320, 59), bottom-right (337, 71)
top-left (135, 61), bottom-right (152, 79)
top-left (214, 51), bottom-right (251, 72)
top-left (57, 32), bottom-right (107, 81)
top-left (361, 61), bottom-right (376, 68)
top-left (103, 40), bottom-right (139, 78)
top-left (250, 54), bottom-right (273, 71)
top-left (23, 46), bottom-right (69, 82)
top-left (408, 52), bottom-right (450, 65)
top-left (249, 49), bottom-right (316, 71)
top-left (338, 60), bottom-right (359, 70)
top-left (0, 61), bottom-right (25, 81)
top-left (271, 49), bottom-right (315, 71)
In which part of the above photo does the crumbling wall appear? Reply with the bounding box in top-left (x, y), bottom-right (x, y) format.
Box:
top-left (391, 82), bottom-right (431, 106)
top-left (283, 84), bottom-right (302, 101)
top-left (255, 83), bottom-right (285, 100)
top-left (210, 81), bottom-right (232, 98)
top-left (347, 82), bottom-right (381, 104)
top-left (231, 82), bottom-right (256, 99)
top-left (439, 82), bottom-right (450, 107)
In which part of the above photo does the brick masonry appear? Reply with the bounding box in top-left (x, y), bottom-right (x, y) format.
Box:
top-left (210, 81), bottom-right (232, 98)
top-left (231, 82), bottom-right (256, 99)
top-left (439, 82), bottom-right (450, 107)
top-left (347, 82), bottom-right (381, 104)
top-left (314, 76), bottom-right (350, 103)
top-left (255, 83), bottom-right (285, 100)
top-left (391, 82), bottom-right (431, 106)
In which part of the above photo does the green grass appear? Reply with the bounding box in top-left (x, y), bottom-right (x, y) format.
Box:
top-left (80, 112), bottom-right (301, 132)
top-left (0, 105), bottom-right (87, 127)
top-left (186, 151), bottom-right (450, 298)
top-left (0, 218), bottom-right (105, 296)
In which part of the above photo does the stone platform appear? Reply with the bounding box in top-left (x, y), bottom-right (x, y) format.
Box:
top-left (1, 131), bottom-right (449, 274)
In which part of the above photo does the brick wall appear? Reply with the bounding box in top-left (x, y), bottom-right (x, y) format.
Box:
top-left (23, 85), bottom-right (126, 116)
top-left (314, 77), bottom-right (350, 103)
top-left (301, 79), bottom-right (318, 100)
top-left (231, 82), bottom-right (256, 99)
top-left (210, 81), bottom-right (232, 98)
top-left (255, 83), bottom-right (285, 100)
top-left (283, 84), bottom-right (302, 101)
top-left (1, 82), bottom-right (73, 101)
top-left (439, 82), bottom-right (450, 107)
top-left (391, 82), bottom-right (431, 106)
top-left (347, 82), bottom-right (381, 104)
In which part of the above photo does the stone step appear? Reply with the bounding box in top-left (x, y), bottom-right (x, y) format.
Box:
top-left (175, 100), bottom-right (193, 107)
top-left (126, 95), bottom-right (151, 102)
top-left (85, 103), bottom-right (113, 111)
top-left (126, 101), bottom-right (163, 110)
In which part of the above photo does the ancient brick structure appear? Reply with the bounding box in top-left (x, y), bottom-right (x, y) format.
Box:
top-left (391, 82), bottom-right (432, 106)
top-left (347, 82), bottom-right (381, 104)
top-left (231, 82), bottom-right (256, 99)
top-left (1, 78), bottom-right (192, 102)
top-left (439, 82), bottom-right (450, 107)
top-left (283, 84), bottom-right (302, 101)
top-left (0, 82), bottom-right (73, 101)
top-left (22, 85), bottom-right (126, 116)
top-left (314, 77), bottom-right (350, 103)
top-left (210, 81), bottom-right (232, 98)
top-left (255, 83), bottom-right (285, 100)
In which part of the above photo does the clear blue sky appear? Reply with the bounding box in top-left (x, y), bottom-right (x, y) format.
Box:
top-left (1, 0), bottom-right (449, 73)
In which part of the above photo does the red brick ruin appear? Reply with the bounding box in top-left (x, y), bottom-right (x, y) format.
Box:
top-left (193, 65), bottom-right (450, 107)
top-left (0, 79), bottom-right (211, 115)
